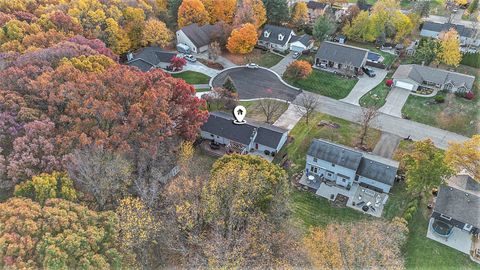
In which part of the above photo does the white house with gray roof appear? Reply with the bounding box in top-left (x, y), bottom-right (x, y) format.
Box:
top-left (200, 111), bottom-right (288, 157)
top-left (427, 175), bottom-right (480, 257)
top-left (258, 24), bottom-right (295, 53)
top-left (393, 64), bottom-right (475, 93)
top-left (315, 41), bottom-right (369, 75)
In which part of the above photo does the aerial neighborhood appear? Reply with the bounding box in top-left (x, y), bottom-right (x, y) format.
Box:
top-left (0, 0), bottom-right (478, 269)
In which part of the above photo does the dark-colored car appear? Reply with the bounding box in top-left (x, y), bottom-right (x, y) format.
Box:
top-left (210, 141), bottom-right (220, 150)
top-left (362, 67), bottom-right (376, 77)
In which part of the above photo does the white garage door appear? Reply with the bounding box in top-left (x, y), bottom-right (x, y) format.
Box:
top-left (290, 45), bottom-right (304, 52)
top-left (395, 81), bottom-right (415, 91)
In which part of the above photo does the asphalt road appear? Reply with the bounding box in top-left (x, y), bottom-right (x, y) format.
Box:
top-left (211, 67), bottom-right (301, 101)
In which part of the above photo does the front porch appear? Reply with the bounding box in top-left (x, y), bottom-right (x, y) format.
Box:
top-left (298, 173), bottom-right (388, 217)
top-left (427, 218), bottom-right (473, 255)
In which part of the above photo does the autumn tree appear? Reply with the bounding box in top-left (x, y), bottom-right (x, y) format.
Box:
top-left (291, 2), bottom-right (308, 29)
top-left (304, 218), bottom-right (408, 269)
top-left (141, 19), bottom-right (173, 47)
top-left (177, 0), bottom-right (210, 28)
top-left (313, 15), bottom-right (335, 41)
top-left (262, 0), bottom-right (289, 24)
top-left (413, 38), bottom-right (440, 65)
top-left (204, 86), bottom-right (239, 110)
top-left (0, 197), bottom-right (123, 269)
top-left (402, 139), bottom-right (454, 196)
top-left (357, 106), bottom-right (379, 150)
top-left (170, 55), bottom-right (187, 71)
top-left (66, 147), bottom-right (132, 210)
top-left (104, 18), bottom-right (131, 54)
top-left (60, 54), bottom-right (116, 72)
top-left (202, 0), bottom-right (237, 24)
top-left (226, 23), bottom-right (258, 54)
top-left (343, 11), bottom-right (375, 42)
top-left (14, 171), bottom-right (77, 205)
top-left (445, 135), bottom-right (480, 181)
top-left (295, 93), bottom-right (319, 124)
top-left (223, 76), bottom-right (237, 92)
top-left (234, 0), bottom-right (267, 29)
top-left (208, 40), bottom-right (221, 60)
top-left (285, 60), bottom-right (312, 79)
top-left (437, 28), bottom-right (462, 67)
top-left (117, 197), bottom-right (162, 268)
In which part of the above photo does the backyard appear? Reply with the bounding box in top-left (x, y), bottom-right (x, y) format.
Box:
top-left (346, 41), bottom-right (398, 67)
top-left (223, 48), bottom-right (283, 68)
top-left (359, 74), bottom-right (393, 108)
top-left (273, 112), bottom-right (381, 175)
top-left (172, 71), bottom-right (211, 84)
top-left (284, 69), bottom-right (358, 99)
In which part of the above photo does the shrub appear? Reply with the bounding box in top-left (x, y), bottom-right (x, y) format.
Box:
top-left (264, 150), bottom-right (270, 155)
top-left (434, 95), bottom-right (445, 103)
top-left (465, 91), bottom-right (475, 100)
top-left (386, 79), bottom-right (393, 87)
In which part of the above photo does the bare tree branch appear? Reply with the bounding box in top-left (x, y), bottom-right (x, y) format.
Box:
top-left (295, 94), bottom-right (320, 124)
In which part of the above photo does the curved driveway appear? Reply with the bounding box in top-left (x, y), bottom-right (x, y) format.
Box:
top-left (211, 67), bottom-right (301, 101)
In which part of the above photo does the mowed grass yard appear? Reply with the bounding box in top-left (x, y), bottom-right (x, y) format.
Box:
top-left (172, 71), bottom-right (211, 84)
top-left (359, 74), bottom-right (393, 108)
top-left (239, 100), bottom-right (289, 123)
top-left (284, 69), bottom-right (358, 99)
top-left (274, 112), bottom-right (381, 174)
top-left (223, 48), bottom-right (283, 68)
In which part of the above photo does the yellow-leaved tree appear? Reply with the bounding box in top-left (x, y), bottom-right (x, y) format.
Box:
top-left (291, 2), bottom-right (308, 28)
top-left (445, 135), bottom-right (480, 181)
top-left (437, 28), bottom-right (462, 67)
top-left (233, 0), bottom-right (267, 29)
top-left (226, 23), bottom-right (258, 54)
top-left (141, 19), bottom-right (173, 47)
top-left (14, 172), bottom-right (77, 205)
top-left (177, 0), bottom-right (210, 28)
top-left (202, 0), bottom-right (237, 24)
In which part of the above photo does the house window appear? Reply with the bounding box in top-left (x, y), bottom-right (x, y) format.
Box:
top-left (440, 214), bottom-right (452, 221)
top-left (264, 31), bottom-right (270, 38)
top-left (313, 157), bottom-right (318, 162)
top-left (310, 165), bottom-right (318, 174)
top-left (443, 83), bottom-right (453, 91)
top-left (210, 134), bottom-right (214, 137)
top-left (278, 34), bottom-right (284, 41)
top-left (355, 175), bottom-right (359, 181)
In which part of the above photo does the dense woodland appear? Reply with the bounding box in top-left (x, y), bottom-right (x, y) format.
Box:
top-left (0, 0), bottom-right (478, 269)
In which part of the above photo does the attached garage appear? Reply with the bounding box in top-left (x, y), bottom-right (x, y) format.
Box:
top-left (394, 80), bottom-right (416, 91)
top-left (290, 43), bottom-right (305, 52)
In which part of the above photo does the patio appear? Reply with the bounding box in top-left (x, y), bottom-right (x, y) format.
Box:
top-left (427, 218), bottom-right (473, 255)
top-left (298, 173), bottom-right (388, 217)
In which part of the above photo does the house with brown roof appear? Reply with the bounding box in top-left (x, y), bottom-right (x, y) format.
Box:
top-left (176, 23), bottom-right (223, 53)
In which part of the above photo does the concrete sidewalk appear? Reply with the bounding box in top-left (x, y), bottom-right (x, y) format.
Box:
top-left (273, 103), bottom-right (302, 132)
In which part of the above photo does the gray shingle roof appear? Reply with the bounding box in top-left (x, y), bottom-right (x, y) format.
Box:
top-left (180, 23), bottom-right (222, 48)
top-left (290, 34), bottom-right (313, 47)
top-left (357, 157), bottom-right (398, 186)
top-left (126, 46), bottom-right (176, 71)
top-left (201, 111), bottom-right (287, 149)
top-left (307, 139), bottom-right (363, 170)
top-left (393, 64), bottom-right (475, 90)
top-left (127, 59), bottom-right (154, 72)
top-left (421, 21), bottom-right (476, 38)
top-left (448, 174), bottom-right (480, 196)
top-left (315, 41), bottom-right (368, 68)
top-left (258, 24), bottom-right (294, 46)
top-left (434, 185), bottom-right (480, 228)
top-left (307, 1), bottom-right (328, 9)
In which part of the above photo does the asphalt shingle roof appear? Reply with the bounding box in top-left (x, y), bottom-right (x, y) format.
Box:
top-left (434, 185), bottom-right (480, 228)
top-left (393, 64), bottom-right (475, 90)
top-left (290, 34), bottom-right (313, 47)
top-left (315, 41), bottom-right (368, 68)
top-left (126, 46), bottom-right (176, 71)
top-left (127, 59), bottom-right (154, 72)
top-left (357, 156), bottom-right (398, 186)
top-left (180, 23), bottom-right (222, 48)
top-left (259, 24), bottom-right (294, 46)
top-left (307, 1), bottom-right (328, 9)
top-left (307, 139), bottom-right (363, 170)
top-left (421, 21), bottom-right (476, 38)
top-left (201, 111), bottom-right (287, 149)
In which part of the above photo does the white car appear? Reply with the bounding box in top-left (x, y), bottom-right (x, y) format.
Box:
top-left (246, 63), bottom-right (259, 69)
top-left (184, 54), bottom-right (197, 62)
top-left (292, 52), bottom-right (300, 59)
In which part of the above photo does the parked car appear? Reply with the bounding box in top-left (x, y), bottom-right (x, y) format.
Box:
top-left (292, 52), bottom-right (300, 59)
top-left (362, 67), bottom-right (376, 77)
top-left (176, 43), bottom-right (190, 54)
top-left (184, 54), bottom-right (197, 62)
top-left (209, 141), bottom-right (220, 150)
top-left (246, 63), bottom-right (259, 69)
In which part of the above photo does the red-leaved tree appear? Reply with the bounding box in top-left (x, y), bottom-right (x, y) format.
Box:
top-left (170, 56), bottom-right (187, 71)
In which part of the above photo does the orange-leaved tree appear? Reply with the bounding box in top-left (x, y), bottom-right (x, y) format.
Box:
top-left (177, 0), bottom-right (210, 28)
top-left (285, 60), bottom-right (312, 79)
top-left (202, 0), bottom-right (237, 24)
top-left (226, 23), bottom-right (258, 54)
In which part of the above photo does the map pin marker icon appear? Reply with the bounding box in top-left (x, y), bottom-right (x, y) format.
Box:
top-left (233, 105), bottom-right (247, 125)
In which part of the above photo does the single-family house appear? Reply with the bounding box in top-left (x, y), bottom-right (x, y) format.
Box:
top-left (392, 64), bottom-right (475, 93)
top-left (427, 175), bottom-right (480, 256)
top-left (176, 23), bottom-right (223, 53)
top-left (200, 111), bottom-right (288, 157)
top-left (315, 41), bottom-right (369, 75)
top-left (125, 46), bottom-right (177, 72)
top-left (257, 24), bottom-right (295, 53)
top-left (300, 139), bottom-right (399, 217)
top-left (289, 34), bottom-right (314, 52)
top-left (420, 21), bottom-right (480, 49)
top-left (307, 1), bottom-right (329, 24)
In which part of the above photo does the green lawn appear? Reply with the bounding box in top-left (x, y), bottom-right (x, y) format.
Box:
top-left (284, 70), bottom-right (358, 99)
top-left (254, 52), bottom-right (283, 68)
top-left (172, 71), bottom-right (211, 84)
top-left (359, 74), bottom-right (392, 109)
top-left (239, 100), bottom-right (289, 123)
top-left (401, 88), bottom-right (479, 137)
top-left (274, 112), bottom-right (381, 174)
top-left (224, 49), bottom-right (283, 68)
top-left (195, 88), bottom-right (210, 92)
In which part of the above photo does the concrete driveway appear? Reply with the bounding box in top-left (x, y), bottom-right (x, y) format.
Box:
top-left (378, 87), bottom-right (411, 118)
top-left (211, 67), bottom-right (301, 101)
top-left (372, 132), bottom-right (401, 159)
top-left (273, 103), bottom-right (302, 131)
top-left (270, 51), bottom-right (296, 76)
top-left (341, 67), bottom-right (388, 105)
